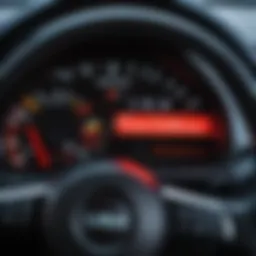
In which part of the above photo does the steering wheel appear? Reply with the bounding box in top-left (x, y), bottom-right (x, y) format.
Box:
top-left (0, 2), bottom-right (256, 256)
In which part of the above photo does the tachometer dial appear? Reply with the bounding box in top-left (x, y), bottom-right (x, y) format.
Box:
top-left (72, 58), bottom-right (225, 166)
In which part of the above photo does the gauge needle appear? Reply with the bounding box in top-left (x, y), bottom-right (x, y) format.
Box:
top-left (25, 125), bottom-right (52, 169)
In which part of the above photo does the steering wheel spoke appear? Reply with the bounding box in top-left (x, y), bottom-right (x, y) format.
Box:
top-left (161, 185), bottom-right (256, 247)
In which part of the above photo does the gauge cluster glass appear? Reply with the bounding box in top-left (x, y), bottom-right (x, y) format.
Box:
top-left (0, 45), bottom-right (227, 172)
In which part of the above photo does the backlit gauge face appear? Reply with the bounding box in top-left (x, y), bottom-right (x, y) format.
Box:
top-left (3, 90), bottom-right (106, 171)
top-left (1, 55), bottom-right (226, 172)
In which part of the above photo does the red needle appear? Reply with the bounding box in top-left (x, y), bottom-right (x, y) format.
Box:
top-left (25, 125), bottom-right (52, 169)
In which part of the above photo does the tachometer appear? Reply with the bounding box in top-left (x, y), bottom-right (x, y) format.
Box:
top-left (71, 58), bottom-right (225, 166)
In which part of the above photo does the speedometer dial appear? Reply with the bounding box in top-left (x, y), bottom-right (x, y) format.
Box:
top-left (1, 55), bottom-right (226, 172)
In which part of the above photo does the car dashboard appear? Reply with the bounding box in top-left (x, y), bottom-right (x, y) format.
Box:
top-left (0, 1), bottom-right (256, 256)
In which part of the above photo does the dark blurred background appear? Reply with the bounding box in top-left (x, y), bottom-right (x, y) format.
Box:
top-left (2, 0), bottom-right (255, 61)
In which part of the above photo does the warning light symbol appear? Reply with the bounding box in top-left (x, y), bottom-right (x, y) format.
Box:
top-left (83, 119), bottom-right (102, 135)
top-left (81, 119), bottom-right (103, 150)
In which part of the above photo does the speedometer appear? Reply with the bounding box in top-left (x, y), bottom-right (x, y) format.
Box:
top-left (1, 53), bottom-right (226, 172)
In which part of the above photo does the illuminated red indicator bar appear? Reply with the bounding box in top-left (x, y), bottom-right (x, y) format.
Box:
top-left (113, 113), bottom-right (220, 139)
